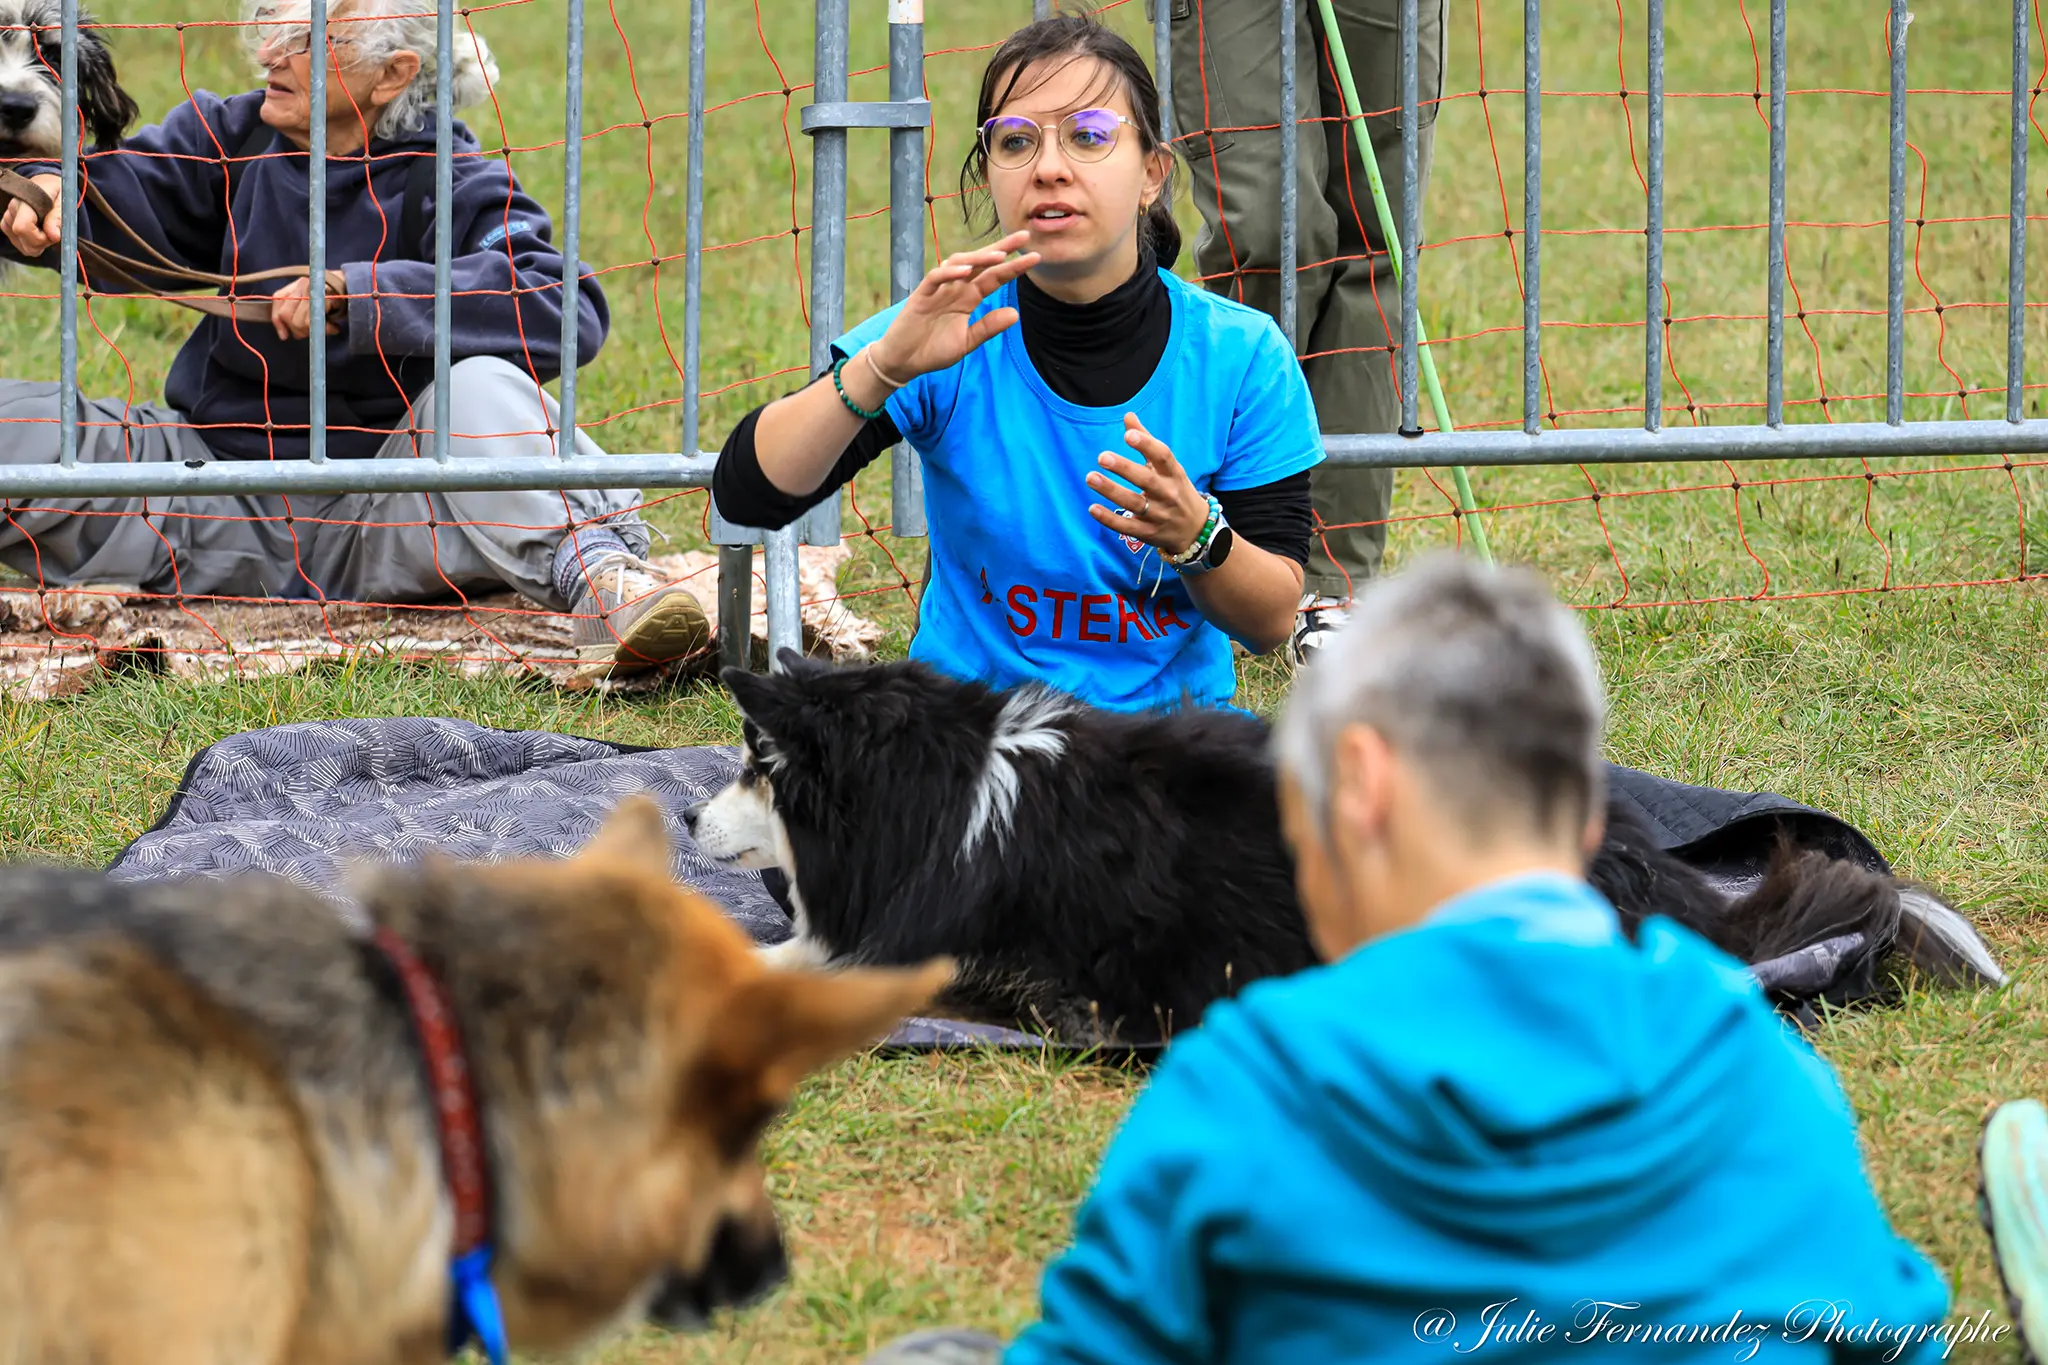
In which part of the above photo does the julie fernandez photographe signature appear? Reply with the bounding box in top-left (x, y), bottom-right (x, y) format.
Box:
top-left (1409, 1298), bottom-right (2009, 1361)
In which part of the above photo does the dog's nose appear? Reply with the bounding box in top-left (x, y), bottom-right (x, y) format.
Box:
top-left (0, 91), bottom-right (39, 131)
top-left (644, 1215), bottom-right (789, 1332)
top-left (681, 801), bottom-right (705, 834)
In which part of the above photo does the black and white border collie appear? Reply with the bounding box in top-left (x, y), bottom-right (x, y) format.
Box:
top-left (685, 651), bottom-right (2004, 1047)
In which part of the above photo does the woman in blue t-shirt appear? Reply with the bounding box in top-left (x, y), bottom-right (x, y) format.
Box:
top-left (713, 13), bottom-right (1324, 713)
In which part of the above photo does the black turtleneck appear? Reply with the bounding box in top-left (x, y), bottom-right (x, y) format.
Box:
top-left (1011, 243), bottom-right (1175, 407)
top-left (712, 253), bottom-right (1312, 565)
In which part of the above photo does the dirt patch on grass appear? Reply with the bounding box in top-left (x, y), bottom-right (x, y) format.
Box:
top-left (0, 544), bottom-right (882, 700)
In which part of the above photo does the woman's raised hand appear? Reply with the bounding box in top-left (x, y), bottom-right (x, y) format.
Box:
top-left (864, 230), bottom-right (1039, 385)
top-left (1085, 414), bottom-right (1210, 557)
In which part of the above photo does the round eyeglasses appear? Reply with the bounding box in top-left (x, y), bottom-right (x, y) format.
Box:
top-left (250, 12), bottom-right (360, 60)
top-left (979, 109), bottom-right (1136, 171)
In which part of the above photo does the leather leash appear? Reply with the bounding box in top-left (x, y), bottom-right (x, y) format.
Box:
top-left (0, 164), bottom-right (311, 322)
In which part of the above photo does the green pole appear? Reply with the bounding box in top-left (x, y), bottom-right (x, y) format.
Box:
top-left (1312, 0), bottom-right (1493, 563)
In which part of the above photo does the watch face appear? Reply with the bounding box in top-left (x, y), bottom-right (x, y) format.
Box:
top-left (1206, 525), bottom-right (1235, 569)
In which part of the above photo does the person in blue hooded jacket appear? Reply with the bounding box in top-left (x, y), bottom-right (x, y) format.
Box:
top-left (868, 551), bottom-right (1954, 1365)
top-left (0, 0), bottom-right (706, 680)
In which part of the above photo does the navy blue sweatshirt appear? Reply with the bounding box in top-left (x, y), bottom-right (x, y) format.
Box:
top-left (7, 89), bottom-right (608, 460)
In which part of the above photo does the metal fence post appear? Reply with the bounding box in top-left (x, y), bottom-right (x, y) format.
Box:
top-left (2010, 0), bottom-right (2028, 425)
top-left (431, 0), bottom-right (454, 462)
top-left (557, 0), bottom-right (586, 458)
top-left (765, 0), bottom-right (858, 670)
top-left (764, 523), bottom-right (801, 668)
top-left (1764, 0), bottom-right (1786, 428)
top-left (57, 0), bottom-right (78, 468)
top-left (678, 0), bottom-right (754, 670)
top-left (1279, 0), bottom-right (1298, 349)
top-left (1398, 0), bottom-right (1419, 436)
top-left (775, 0), bottom-right (847, 668)
top-left (1154, 0), bottom-right (1173, 146)
top-left (800, 0), bottom-right (849, 553)
top-left (681, 0), bottom-right (707, 466)
top-left (1643, 0), bottom-right (1664, 432)
top-left (718, 544), bottom-right (754, 670)
top-left (1885, 0), bottom-right (1909, 426)
top-left (773, 0), bottom-right (932, 664)
top-left (309, 0), bottom-right (329, 462)
top-left (1522, 0), bottom-right (1540, 434)
top-left (888, 0), bottom-right (926, 538)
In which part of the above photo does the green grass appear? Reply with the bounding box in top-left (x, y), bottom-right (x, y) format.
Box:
top-left (1, 0), bottom-right (2045, 1358)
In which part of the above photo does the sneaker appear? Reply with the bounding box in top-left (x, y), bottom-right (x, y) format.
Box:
top-left (568, 554), bottom-right (711, 681)
top-left (1290, 593), bottom-right (1351, 667)
top-left (1981, 1098), bottom-right (2048, 1363)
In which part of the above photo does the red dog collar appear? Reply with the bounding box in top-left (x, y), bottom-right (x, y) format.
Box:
top-left (367, 926), bottom-right (506, 1363)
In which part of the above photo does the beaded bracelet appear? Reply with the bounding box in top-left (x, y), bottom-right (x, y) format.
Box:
top-left (1167, 493), bottom-right (1224, 568)
top-left (832, 354), bottom-right (887, 422)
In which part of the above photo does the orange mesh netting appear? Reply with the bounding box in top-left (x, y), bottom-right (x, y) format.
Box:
top-left (0, 0), bottom-right (2039, 699)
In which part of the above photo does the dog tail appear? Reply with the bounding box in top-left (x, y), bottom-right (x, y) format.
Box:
top-left (1730, 838), bottom-right (1900, 965)
top-left (1890, 884), bottom-right (2009, 989)
top-left (1729, 837), bottom-right (2007, 993)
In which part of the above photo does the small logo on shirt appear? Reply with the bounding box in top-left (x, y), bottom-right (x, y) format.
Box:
top-left (478, 218), bottom-right (537, 249)
top-left (1114, 507), bottom-right (1143, 555)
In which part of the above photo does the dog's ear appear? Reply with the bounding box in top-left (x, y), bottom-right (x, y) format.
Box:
top-left (721, 665), bottom-right (794, 727)
top-left (711, 957), bottom-right (954, 1101)
top-left (577, 794), bottom-right (674, 879)
top-left (76, 27), bottom-right (138, 149)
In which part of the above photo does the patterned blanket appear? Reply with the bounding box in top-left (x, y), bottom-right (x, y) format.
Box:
top-left (108, 718), bottom-right (1950, 1048)
top-left (108, 717), bottom-right (1035, 1049)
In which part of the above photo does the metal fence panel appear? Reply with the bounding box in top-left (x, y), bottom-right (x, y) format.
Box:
top-left (10, 0), bottom-right (2043, 669)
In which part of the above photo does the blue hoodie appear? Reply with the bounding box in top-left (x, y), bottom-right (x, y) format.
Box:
top-left (7, 89), bottom-right (606, 461)
top-left (1006, 874), bottom-right (1951, 1364)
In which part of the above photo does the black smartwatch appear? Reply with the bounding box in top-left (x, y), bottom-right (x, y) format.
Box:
top-left (1172, 507), bottom-right (1234, 577)
top-left (1198, 523), bottom-right (1234, 572)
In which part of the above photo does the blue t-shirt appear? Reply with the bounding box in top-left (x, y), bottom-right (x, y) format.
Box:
top-left (834, 269), bottom-right (1323, 713)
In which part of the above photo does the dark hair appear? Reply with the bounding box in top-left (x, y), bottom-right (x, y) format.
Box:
top-left (959, 12), bottom-right (1181, 270)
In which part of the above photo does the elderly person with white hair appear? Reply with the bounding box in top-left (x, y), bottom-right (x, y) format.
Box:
top-left (0, 0), bottom-right (706, 679)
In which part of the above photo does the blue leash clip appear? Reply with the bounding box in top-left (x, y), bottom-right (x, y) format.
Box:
top-left (448, 1246), bottom-right (510, 1365)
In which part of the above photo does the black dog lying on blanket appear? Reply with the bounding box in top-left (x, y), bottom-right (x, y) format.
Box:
top-left (686, 652), bottom-right (2004, 1047)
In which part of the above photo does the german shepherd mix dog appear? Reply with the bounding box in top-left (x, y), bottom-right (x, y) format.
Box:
top-left (687, 652), bottom-right (2003, 1047)
top-left (0, 797), bottom-right (950, 1364)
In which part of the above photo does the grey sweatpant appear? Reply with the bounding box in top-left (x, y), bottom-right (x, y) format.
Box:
top-left (0, 356), bottom-right (648, 611)
top-left (1165, 0), bottom-right (1446, 599)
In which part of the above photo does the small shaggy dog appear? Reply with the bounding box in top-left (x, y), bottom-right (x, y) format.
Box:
top-left (0, 0), bottom-right (137, 161)
top-left (687, 652), bottom-right (2004, 1047)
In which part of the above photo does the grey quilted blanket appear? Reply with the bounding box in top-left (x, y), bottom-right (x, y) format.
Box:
top-left (107, 717), bottom-right (1038, 1050)
top-left (106, 718), bottom-right (1940, 1048)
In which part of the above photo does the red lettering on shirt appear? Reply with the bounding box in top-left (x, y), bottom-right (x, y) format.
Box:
top-left (1115, 594), bottom-right (1156, 643)
top-left (1042, 588), bottom-right (1079, 640)
top-left (1078, 594), bottom-right (1115, 642)
top-left (994, 582), bottom-right (1192, 645)
top-left (1006, 585), bottom-right (1039, 637)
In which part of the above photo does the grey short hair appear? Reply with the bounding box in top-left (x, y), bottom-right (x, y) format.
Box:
top-left (245, 0), bottom-right (501, 143)
top-left (1273, 551), bottom-right (1608, 844)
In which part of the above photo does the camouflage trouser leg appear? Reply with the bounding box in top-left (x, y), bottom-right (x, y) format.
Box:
top-left (862, 1328), bottom-right (1006, 1364)
top-left (1165, 0), bottom-right (1447, 600)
